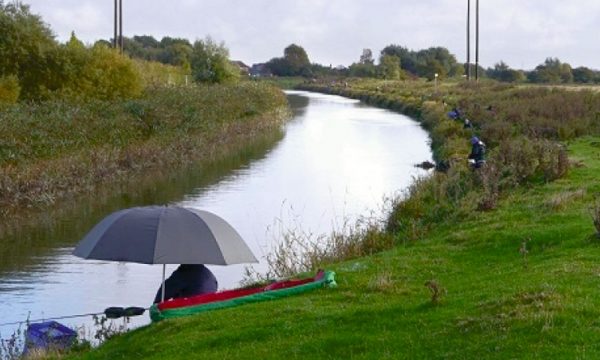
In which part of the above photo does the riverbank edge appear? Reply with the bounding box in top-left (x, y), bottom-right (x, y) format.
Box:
top-left (0, 86), bottom-right (290, 234)
top-left (64, 84), bottom-right (600, 358)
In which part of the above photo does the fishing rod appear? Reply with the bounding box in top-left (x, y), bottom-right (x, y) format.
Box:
top-left (0, 306), bottom-right (148, 327)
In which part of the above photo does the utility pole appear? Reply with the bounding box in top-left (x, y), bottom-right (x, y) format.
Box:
top-left (119, 0), bottom-right (123, 53)
top-left (475, 0), bottom-right (479, 81)
top-left (466, 0), bottom-right (471, 81)
top-left (114, 0), bottom-right (123, 53)
top-left (113, 0), bottom-right (117, 49)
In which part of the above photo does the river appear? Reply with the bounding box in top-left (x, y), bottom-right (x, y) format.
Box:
top-left (0, 90), bottom-right (431, 339)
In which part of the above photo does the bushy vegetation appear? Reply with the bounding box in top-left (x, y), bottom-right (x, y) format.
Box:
top-left (0, 75), bottom-right (20, 104)
top-left (58, 34), bottom-right (143, 100)
top-left (0, 83), bottom-right (287, 216)
top-left (0, 3), bottom-right (143, 101)
top-left (298, 79), bottom-right (600, 256)
top-left (118, 35), bottom-right (242, 84)
top-left (0, 3), bottom-right (244, 104)
top-left (120, 35), bottom-right (193, 68)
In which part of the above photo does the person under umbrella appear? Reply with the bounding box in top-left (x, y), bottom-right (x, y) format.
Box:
top-left (153, 264), bottom-right (217, 304)
top-left (73, 206), bottom-right (258, 304)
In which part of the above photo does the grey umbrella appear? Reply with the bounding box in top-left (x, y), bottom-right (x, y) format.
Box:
top-left (73, 206), bottom-right (258, 301)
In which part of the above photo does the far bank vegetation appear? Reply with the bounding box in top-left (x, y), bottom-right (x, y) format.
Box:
top-left (0, 3), bottom-right (287, 221)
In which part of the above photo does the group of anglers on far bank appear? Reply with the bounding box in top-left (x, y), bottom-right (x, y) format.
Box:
top-left (419, 106), bottom-right (487, 172)
top-left (447, 106), bottom-right (487, 169)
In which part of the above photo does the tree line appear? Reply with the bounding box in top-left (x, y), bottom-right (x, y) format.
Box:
top-left (3, 1), bottom-right (599, 105)
top-left (261, 43), bottom-right (600, 84)
top-left (0, 3), bottom-right (241, 104)
top-left (107, 35), bottom-right (240, 84)
top-left (488, 58), bottom-right (600, 84)
top-left (262, 44), bottom-right (463, 81)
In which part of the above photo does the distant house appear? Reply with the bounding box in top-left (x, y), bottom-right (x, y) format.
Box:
top-left (250, 63), bottom-right (273, 77)
top-left (231, 61), bottom-right (251, 76)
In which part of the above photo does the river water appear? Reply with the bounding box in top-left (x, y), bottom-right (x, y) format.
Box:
top-left (0, 91), bottom-right (431, 338)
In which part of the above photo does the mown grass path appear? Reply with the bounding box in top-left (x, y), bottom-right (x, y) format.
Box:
top-left (69, 137), bottom-right (600, 359)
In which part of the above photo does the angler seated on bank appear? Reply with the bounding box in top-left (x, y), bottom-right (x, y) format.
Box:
top-left (154, 264), bottom-right (218, 303)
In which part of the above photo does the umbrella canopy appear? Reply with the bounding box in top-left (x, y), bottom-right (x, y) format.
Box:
top-left (72, 206), bottom-right (258, 265)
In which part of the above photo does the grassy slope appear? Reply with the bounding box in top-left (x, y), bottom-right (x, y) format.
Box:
top-left (71, 137), bottom-right (600, 359)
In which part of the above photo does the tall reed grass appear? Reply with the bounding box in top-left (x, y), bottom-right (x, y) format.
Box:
top-left (0, 83), bottom-right (288, 218)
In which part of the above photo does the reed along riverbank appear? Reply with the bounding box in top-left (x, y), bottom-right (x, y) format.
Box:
top-left (0, 82), bottom-right (288, 225)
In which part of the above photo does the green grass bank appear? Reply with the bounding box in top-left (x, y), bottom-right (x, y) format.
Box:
top-left (68, 137), bottom-right (600, 359)
top-left (0, 82), bottom-right (288, 225)
top-left (63, 80), bottom-right (600, 358)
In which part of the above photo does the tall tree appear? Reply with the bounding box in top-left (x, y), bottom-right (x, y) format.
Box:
top-left (359, 49), bottom-right (374, 65)
top-left (381, 45), bottom-right (417, 74)
top-left (379, 54), bottom-right (401, 80)
top-left (572, 66), bottom-right (596, 84)
top-left (190, 37), bottom-right (238, 84)
top-left (416, 47), bottom-right (461, 78)
top-left (266, 44), bottom-right (311, 77)
top-left (0, 2), bottom-right (57, 99)
top-left (348, 48), bottom-right (377, 78)
top-left (528, 58), bottom-right (573, 83)
top-left (283, 44), bottom-right (311, 76)
top-left (487, 61), bottom-right (525, 82)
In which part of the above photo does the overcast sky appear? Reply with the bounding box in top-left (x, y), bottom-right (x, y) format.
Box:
top-left (22, 0), bottom-right (600, 70)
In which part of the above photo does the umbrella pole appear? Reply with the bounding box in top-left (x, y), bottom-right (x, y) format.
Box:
top-left (161, 264), bottom-right (166, 303)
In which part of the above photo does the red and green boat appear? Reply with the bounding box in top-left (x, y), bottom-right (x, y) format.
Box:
top-left (150, 270), bottom-right (336, 322)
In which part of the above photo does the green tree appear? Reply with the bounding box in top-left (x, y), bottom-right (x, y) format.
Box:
top-left (284, 44), bottom-right (310, 75)
top-left (381, 45), bottom-right (417, 74)
top-left (487, 61), bottom-right (525, 83)
top-left (572, 66), bottom-right (596, 83)
top-left (417, 58), bottom-right (446, 81)
top-left (157, 38), bottom-right (192, 65)
top-left (80, 43), bottom-right (143, 99)
top-left (0, 1), bottom-right (58, 99)
top-left (190, 37), bottom-right (239, 84)
top-left (94, 39), bottom-right (113, 48)
top-left (134, 35), bottom-right (159, 48)
top-left (378, 54), bottom-right (402, 80)
top-left (416, 47), bottom-right (460, 78)
top-left (359, 49), bottom-right (374, 65)
top-left (162, 42), bottom-right (193, 66)
top-left (266, 44), bottom-right (312, 77)
top-left (348, 49), bottom-right (377, 78)
top-left (56, 35), bottom-right (143, 100)
top-left (380, 45), bottom-right (461, 79)
top-left (528, 58), bottom-right (573, 83)
top-left (348, 63), bottom-right (377, 78)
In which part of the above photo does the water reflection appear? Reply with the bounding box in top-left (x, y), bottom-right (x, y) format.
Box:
top-left (0, 91), bottom-right (431, 337)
